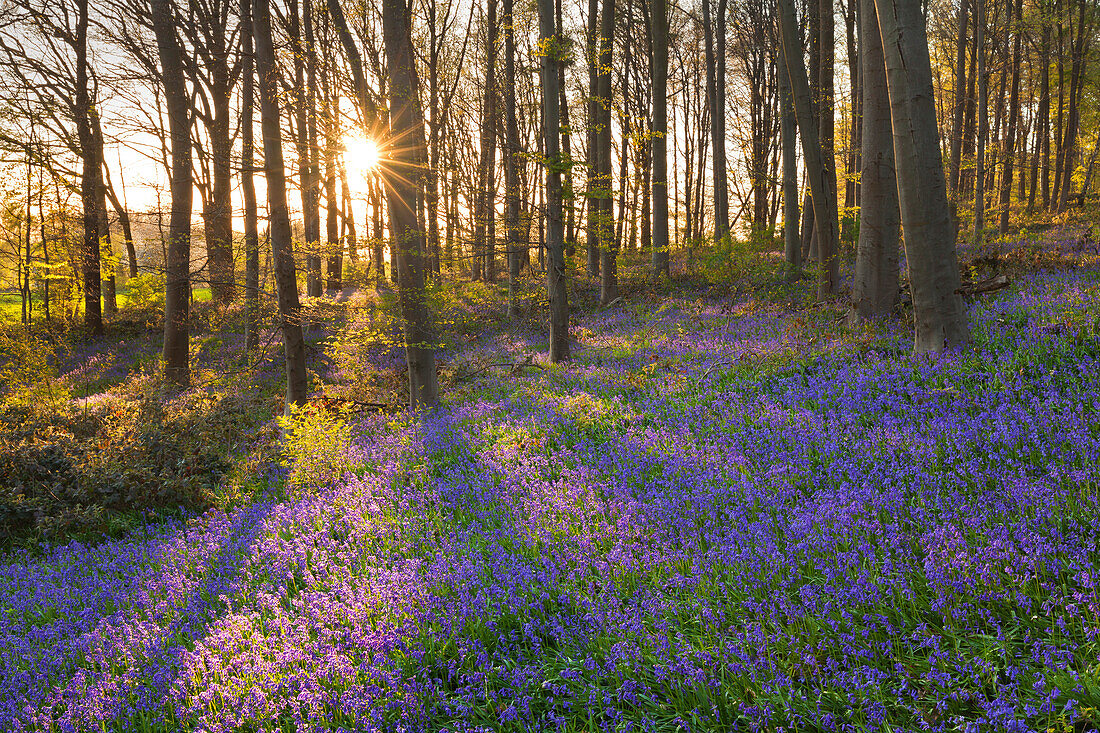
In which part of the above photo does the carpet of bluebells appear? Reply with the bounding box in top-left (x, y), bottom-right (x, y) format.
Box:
top-left (4, 244), bottom-right (1100, 731)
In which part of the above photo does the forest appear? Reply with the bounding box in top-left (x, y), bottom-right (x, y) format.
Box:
top-left (1, 0), bottom-right (1099, 728)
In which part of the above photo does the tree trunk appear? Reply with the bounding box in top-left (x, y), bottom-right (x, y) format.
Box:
top-left (323, 75), bottom-right (341, 292)
top-left (702, 0), bottom-right (728, 242)
top-left (241, 0), bottom-right (260, 352)
top-left (209, 49), bottom-right (236, 303)
top-left (91, 113), bottom-right (116, 316)
top-left (852, 0), bottom-right (899, 320)
top-left (1057, 0), bottom-right (1090, 213)
top-left (75, 0), bottom-right (102, 335)
top-left (473, 0), bottom-right (498, 282)
top-left (504, 0), bottom-right (522, 316)
top-left (651, 0), bottom-right (670, 277)
top-left (539, 0), bottom-right (571, 362)
top-left (586, 0), bottom-right (601, 276)
top-left (819, 0), bottom-right (836, 268)
top-left (998, 0), bottom-right (1022, 234)
top-left (778, 0), bottom-right (839, 299)
top-left (151, 0), bottom-right (192, 385)
top-left (947, 0), bottom-right (968, 205)
top-left (973, 0), bottom-right (987, 245)
top-left (779, 59), bottom-right (800, 270)
top-left (874, 0), bottom-right (968, 352)
top-left (254, 0), bottom-right (309, 408)
top-left (382, 0), bottom-right (439, 408)
top-left (597, 0), bottom-right (617, 304)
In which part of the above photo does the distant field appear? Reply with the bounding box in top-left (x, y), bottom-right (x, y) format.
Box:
top-left (0, 284), bottom-right (212, 324)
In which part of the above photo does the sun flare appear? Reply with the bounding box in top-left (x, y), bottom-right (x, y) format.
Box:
top-left (344, 135), bottom-right (381, 182)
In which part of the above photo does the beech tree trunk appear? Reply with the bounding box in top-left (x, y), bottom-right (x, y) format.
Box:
top-left (382, 0), bottom-right (439, 408)
top-left (779, 61), bottom-right (800, 271)
top-left (651, 0), bottom-right (670, 278)
top-left (998, 0), bottom-right (1022, 235)
top-left (852, 0), bottom-right (899, 321)
top-left (874, 0), bottom-right (969, 352)
top-left (538, 0), bottom-right (571, 362)
top-left (504, 0), bottom-right (522, 317)
top-left (151, 0), bottom-right (192, 385)
top-left (597, 0), bottom-right (617, 304)
top-left (973, 0), bottom-right (987, 245)
top-left (254, 0), bottom-right (309, 409)
top-left (778, 0), bottom-right (839, 300)
top-left (241, 0), bottom-right (260, 352)
top-left (75, 0), bottom-right (101, 334)
top-left (586, 0), bottom-right (601, 276)
top-left (948, 0), bottom-right (968, 206)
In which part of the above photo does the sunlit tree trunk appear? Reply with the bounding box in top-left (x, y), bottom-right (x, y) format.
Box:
top-left (539, 0), bottom-right (570, 362)
top-left (586, 0), bottom-right (601, 276)
top-left (650, 0), bottom-right (670, 277)
top-left (1056, 0), bottom-right (1090, 213)
top-left (75, 0), bottom-right (101, 334)
top-left (254, 0), bottom-right (309, 408)
top-left (504, 0), bottom-right (522, 317)
top-left (151, 0), bottom-right (192, 385)
top-left (241, 0), bottom-right (260, 352)
top-left (779, 61), bottom-right (800, 271)
top-left (874, 0), bottom-right (968, 352)
top-left (382, 0), bottom-right (439, 408)
top-left (973, 0), bottom-right (987, 246)
top-left (597, 0), bottom-right (617, 304)
top-left (947, 0), bottom-right (968, 213)
top-left (998, 0), bottom-right (1022, 234)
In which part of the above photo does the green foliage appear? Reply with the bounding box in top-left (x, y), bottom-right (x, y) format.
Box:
top-left (0, 326), bottom-right (60, 402)
top-left (278, 401), bottom-right (364, 490)
top-left (701, 230), bottom-right (783, 288)
top-left (0, 382), bottom-right (243, 548)
top-left (124, 272), bottom-right (166, 313)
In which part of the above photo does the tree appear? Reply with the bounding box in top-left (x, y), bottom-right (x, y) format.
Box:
top-left (596, 0), bottom-right (617, 305)
top-left (150, 0), bottom-right (192, 385)
top-left (538, 0), bottom-right (570, 362)
top-left (241, 0), bottom-right (261, 352)
top-left (504, 0), bottom-right (522, 316)
top-left (382, 0), bottom-right (439, 408)
top-left (874, 0), bottom-right (968, 352)
top-left (777, 0), bottom-right (839, 300)
top-left (851, 0), bottom-right (898, 321)
top-left (702, 0), bottom-right (729, 242)
top-left (253, 0), bottom-right (309, 409)
top-left (650, 0), bottom-right (670, 277)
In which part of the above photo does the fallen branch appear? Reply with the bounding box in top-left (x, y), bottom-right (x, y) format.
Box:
top-left (957, 274), bottom-right (1010, 297)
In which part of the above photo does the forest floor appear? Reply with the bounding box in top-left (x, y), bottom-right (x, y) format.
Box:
top-left (3, 229), bottom-right (1100, 731)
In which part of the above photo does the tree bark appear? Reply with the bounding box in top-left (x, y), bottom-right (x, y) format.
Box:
top-left (254, 0), bottom-right (309, 408)
top-left (504, 0), bottom-right (522, 316)
top-left (874, 0), bottom-right (968, 352)
top-left (75, 0), bottom-right (101, 334)
top-left (241, 0), bottom-right (260, 352)
top-left (998, 0), bottom-right (1022, 234)
top-left (973, 0), bottom-right (987, 245)
top-left (586, 0), bottom-right (601, 276)
top-left (778, 0), bottom-right (839, 299)
top-left (650, 0), bottom-right (670, 277)
top-left (597, 0), bottom-right (617, 304)
top-left (947, 0), bottom-right (968, 205)
top-left (382, 0), bottom-right (439, 408)
top-left (539, 0), bottom-right (571, 362)
top-left (151, 0), bottom-right (192, 384)
top-left (852, 0), bottom-right (899, 320)
top-left (779, 58), bottom-right (801, 271)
